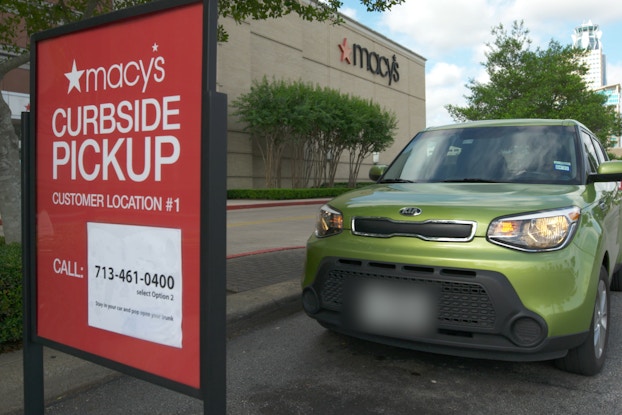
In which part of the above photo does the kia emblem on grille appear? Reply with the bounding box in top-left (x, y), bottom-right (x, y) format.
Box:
top-left (399, 207), bottom-right (422, 216)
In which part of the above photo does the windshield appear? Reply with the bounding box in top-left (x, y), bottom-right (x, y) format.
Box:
top-left (381, 125), bottom-right (582, 185)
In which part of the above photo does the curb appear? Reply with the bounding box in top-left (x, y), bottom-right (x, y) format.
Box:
top-left (226, 198), bottom-right (329, 210)
top-left (227, 280), bottom-right (301, 325)
top-left (226, 245), bottom-right (305, 260)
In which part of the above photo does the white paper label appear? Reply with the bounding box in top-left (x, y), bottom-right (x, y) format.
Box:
top-left (87, 222), bottom-right (182, 348)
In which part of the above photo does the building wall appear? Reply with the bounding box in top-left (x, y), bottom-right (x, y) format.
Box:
top-left (596, 84), bottom-right (622, 148)
top-left (218, 14), bottom-right (426, 189)
top-left (0, 67), bottom-right (29, 95)
top-left (582, 49), bottom-right (604, 90)
top-left (1, 12), bottom-right (427, 189)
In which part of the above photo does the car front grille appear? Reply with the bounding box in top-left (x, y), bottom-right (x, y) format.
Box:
top-left (351, 217), bottom-right (476, 242)
top-left (319, 262), bottom-right (496, 330)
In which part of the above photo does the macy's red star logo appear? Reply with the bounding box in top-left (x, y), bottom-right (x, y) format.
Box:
top-left (338, 38), bottom-right (352, 64)
top-left (64, 59), bottom-right (84, 94)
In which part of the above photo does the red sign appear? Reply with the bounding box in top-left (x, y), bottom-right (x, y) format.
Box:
top-left (35, 2), bottom-right (203, 388)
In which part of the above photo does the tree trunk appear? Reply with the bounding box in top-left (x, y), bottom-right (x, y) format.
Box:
top-left (0, 95), bottom-right (22, 243)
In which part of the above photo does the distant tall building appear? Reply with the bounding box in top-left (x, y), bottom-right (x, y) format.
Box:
top-left (572, 20), bottom-right (606, 89)
top-left (571, 21), bottom-right (622, 150)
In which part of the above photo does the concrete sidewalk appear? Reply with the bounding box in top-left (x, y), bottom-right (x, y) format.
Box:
top-left (0, 199), bottom-right (327, 415)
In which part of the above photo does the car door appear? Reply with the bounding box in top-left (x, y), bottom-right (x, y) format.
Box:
top-left (582, 129), bottom-right (622, 267)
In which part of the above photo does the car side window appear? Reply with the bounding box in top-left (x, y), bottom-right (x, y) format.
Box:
top-left (580, 130), bottom-right (599, 174)
top-left (591, 136), bottom-right (608, 164)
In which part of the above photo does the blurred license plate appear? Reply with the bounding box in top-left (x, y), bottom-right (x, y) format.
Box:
top-left (353, 280), bottom-right (437, 338)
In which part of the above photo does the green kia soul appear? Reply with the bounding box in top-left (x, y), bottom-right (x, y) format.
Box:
top-left (302, 119), bottom-right (622, 375)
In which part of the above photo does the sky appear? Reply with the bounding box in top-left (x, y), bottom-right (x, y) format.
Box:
top-left (339, 0), bottom-right (622, 127)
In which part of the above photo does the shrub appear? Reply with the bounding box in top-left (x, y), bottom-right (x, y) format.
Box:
top-left (0, 238), bottom-right (22, 347)
top-left (227, 185), bottom-right (373, 200)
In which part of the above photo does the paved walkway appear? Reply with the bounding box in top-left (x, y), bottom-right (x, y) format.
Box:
top-left (227, 248), bottom-right (305, 294)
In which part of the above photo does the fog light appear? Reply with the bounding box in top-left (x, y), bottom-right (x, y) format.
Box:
top-left (511, 316), bottom-right (545, 347)
top-left (302, 288), bottom-right (320, 315)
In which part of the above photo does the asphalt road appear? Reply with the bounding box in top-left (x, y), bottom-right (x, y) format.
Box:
top-left (226, 204), bottom-right (319, 256)
top-left (41, 293), bottom-right (622, 415)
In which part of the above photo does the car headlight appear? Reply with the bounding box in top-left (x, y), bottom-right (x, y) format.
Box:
top-left (487, 207), bottom-right (580, 252)
top-left (315, 204), bottom-right (343, 237)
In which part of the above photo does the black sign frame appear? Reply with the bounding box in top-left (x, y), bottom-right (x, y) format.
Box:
top-left (22, 0), bottom-right (226, 413)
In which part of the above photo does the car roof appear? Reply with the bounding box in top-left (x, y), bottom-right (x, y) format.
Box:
top-left (424, 119), bottom-right (586, 132)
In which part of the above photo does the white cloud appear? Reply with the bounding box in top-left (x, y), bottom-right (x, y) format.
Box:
top-left (607, 62), bottom-right (622, 87)
top-left (427, 62), bottom-right (464, 88)
top-left (425, 60), bottom-right (496, 127)
top-left (507, 0), bottom-right (622, 25)
top-left (380, 0), bottom-right (497, 59)
top-left (501, 1), bottom-right (622, 50)
top-left (340, 7), bottom-right (358, 20)
top-left (426, 62), bottom-right (467, 126)
top-left (380, 0), bottom-right (622, 62)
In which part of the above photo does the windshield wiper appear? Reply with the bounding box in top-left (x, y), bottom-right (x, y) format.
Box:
top-left (378, 178), bottom-right (416, 183)
top-left (442, 178), bottom-right (498, 183)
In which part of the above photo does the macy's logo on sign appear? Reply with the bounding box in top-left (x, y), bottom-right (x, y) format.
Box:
top-left (64, 43), bottom-right (166, 94)
top-left (338, 37), bottom-right (400, 85)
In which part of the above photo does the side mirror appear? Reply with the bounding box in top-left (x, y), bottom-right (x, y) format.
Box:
top-left (369, 164), bottom-right (388, 182)
top-left (587, 161), bottom-right (622, 184)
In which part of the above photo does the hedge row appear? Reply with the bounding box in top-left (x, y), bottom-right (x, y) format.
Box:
top-left (0, 238), bottom-right (22, 347)
top-left (227, 185), bottom-right (372, 200)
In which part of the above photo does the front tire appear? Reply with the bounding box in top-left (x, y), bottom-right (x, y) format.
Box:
top-left (555, 266), bottom-right (609, 376)
top-left (611, 267), bottom-right (622, 292)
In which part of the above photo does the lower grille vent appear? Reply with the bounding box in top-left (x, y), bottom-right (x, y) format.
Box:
top-left (320, 268), bottom-right (496, 329)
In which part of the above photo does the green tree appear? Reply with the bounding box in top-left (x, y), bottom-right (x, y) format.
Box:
top-left (0, 0), bottom-right (405, 243)
top-left (232, 79), bottom-right (397, 188)
top-left (446, 21), bottom-right (621, 144)
top-left (345, 98), bottom-right (396, 187)
top-left (231, 77), bottom-right (296, 188)
top-left (294, 85), bottom-right (346, 188)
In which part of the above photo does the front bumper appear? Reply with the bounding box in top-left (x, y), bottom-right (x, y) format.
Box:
top-left (302, 255), bottom-right (588, 362)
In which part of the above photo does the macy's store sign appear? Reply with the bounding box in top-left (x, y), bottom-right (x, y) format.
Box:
top-left (338, 37), bottom-right (400, 85)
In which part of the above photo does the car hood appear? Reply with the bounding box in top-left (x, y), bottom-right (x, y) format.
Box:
top-left (328, 183), bottom-right (593, 236)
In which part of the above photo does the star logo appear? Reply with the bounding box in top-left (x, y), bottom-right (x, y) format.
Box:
top-left (152, 43), bottom-right (159, 52)
top-left (338, 38), bottom-right (352, 64)
top-left (64, 60), bottom-right (84, 94)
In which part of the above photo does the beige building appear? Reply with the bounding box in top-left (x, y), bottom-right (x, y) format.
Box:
top-left (218, 14), bottom-right (426, 189)
top-left (1, 12), bottom-right (426, 189)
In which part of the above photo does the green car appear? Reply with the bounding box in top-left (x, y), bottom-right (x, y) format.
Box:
top-left (302, 119), bottom-right (622, 375)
